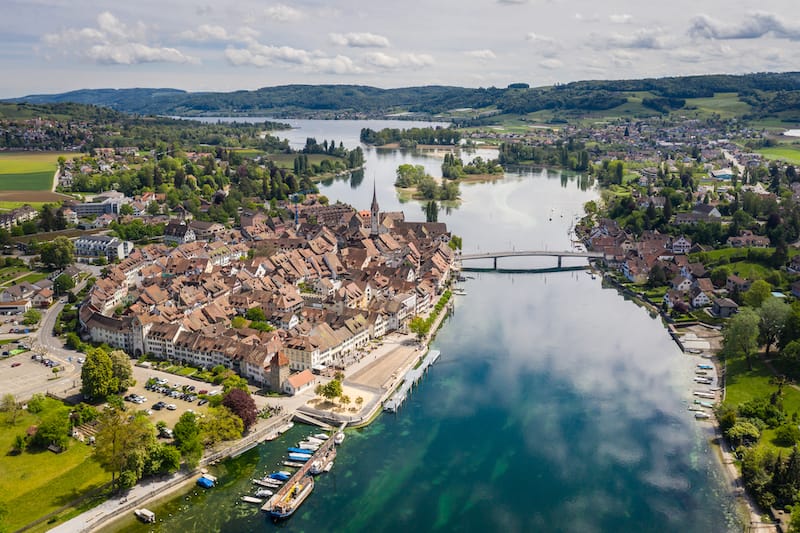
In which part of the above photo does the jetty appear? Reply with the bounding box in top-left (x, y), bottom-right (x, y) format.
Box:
top-left (261, 422), bottom-right (346, 515)
top-left (384, 349), bottom-right (441, 413)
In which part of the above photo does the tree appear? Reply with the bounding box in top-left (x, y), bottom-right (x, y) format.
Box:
top-left (173, 412), bottom-right (203, 468)
top-left (0, 394), bottom-right (21, 425)
top-left (94, 408), bottom-right (156, 490)
top-left (759, 297), bottom-right (792, 358)
top-left (53, 273), bottom-right (75, 295)
top-left (245, 307), bottom-right (266, 322)
top-left (109, 350), bottom-right (133, 391)
top-left (725, 420), bottom-right (761, 447)
top-left (32, 408), bottom-right (70, 450)
top-left (81, 348), bottom-right (117, 400)
top-left (199, 406), bottom-right (243, 446)
top-left (723, 308), bottom-right (761, 370)
top-left (355, 396), bottom-right (364, 410)
top-left (22, 309), bottom-right (41, 325)
top-left (744, 280), bottom-right (773, 308)
top-left (38, 237), bottom-right (74, 269)
top-left (408, 316), bottom-right (428, 340)
top-left (320, 379), bottom-right (343, 402)
top-left (341, 395), bottom-right (351, 411)
top-left (222, 388), bottom-right (258, 430)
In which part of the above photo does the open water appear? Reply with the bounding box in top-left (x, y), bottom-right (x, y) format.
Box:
top-left (111, 120), bottom-right (741, 532)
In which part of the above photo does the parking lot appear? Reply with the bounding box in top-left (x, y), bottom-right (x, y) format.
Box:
top-left (0, 351), bottom-right (79, 399)
top-left (124, 370), bottom-right (215, 429)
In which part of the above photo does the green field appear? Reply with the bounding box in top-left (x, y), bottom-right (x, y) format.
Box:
top-left (0, 401), bottom-right (109, 531)
top-left (684, 93), bottom-right (752, 119)
top-left (0, 152), bottom-right (68, 191)
top-left (757, 146), bottom-right (800, 165)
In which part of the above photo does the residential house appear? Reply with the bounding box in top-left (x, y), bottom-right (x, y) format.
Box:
top-left (713, 298), bottom-right (739, 318)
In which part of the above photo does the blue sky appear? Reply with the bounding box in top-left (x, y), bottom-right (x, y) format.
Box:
top-left (1, 0), bottom-right (799, 98)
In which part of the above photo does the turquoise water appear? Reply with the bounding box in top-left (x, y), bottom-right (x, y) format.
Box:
top-left (112, 272), bottom-right (740, 532)
top-left (111, 120), bottom-right (741, 532)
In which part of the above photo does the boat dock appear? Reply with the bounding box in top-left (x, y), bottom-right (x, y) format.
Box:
top-left (261, 422), bottom-right (345, 514)
top-left (383, 349), bottom-right (441, 413)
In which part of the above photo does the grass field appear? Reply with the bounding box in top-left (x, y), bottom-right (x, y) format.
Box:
top-left (757, 146), bottom-right (800, 165)
top-left (724, 354), bottom-right (800, 452)
top-left (684, 93), bottom-right (752, 119)
top-left (0, 401), bottom-right (108, 531)
top-left (0, 152), bottom-right (70, 191)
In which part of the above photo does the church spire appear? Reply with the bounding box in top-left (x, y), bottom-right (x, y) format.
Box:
top-left (370, 179), bottom-right (380, 236)
top-left (371, 179), bottom-right (379, 213)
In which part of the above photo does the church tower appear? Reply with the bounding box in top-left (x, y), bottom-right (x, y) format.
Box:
top-left (370, 180), bottom-right (380, 236)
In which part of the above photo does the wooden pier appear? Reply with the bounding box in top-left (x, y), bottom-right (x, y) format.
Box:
top-left (261, 423), bottom-right (345, 514)
top-left (384, 349), bottom-right (441, 413)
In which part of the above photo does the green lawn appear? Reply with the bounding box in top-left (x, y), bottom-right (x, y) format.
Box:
top-left (724, 355), bottom-right (800, 453)
top-left (757, 146), bottom-right (800, 165)
top-left (0, 152), bottom-right (69, 191)
top-left (0, 405), bottom-right (109, 531)
top-left (265, 153), bottom-right (345, 169)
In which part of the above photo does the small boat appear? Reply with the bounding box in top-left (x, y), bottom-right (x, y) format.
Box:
top-left (590, 273), bottom-right (597, 280)
top-left (253, 478), bottom-right (281, 488)
top-left (288, 447), bottom-right (315, 455)
top-left (688, 406), bottom-right (706, 412)
top-left (283, 461), bottom-right (305, 468)
top-left (306, 436), bottom-right (326, 445)
top-left (298, 442), bottom-right (320, 451)
top-left (695, 412), bottom-right (711, 420)
top-left (269, 477), bottom-right (315, 520)
top-left (269, 471), bottom-right (291, 481)
top-left (310, 460), bottom-right (323, 475)
top-left (334, 432), bottom-right (345, 445)
top-left (197, 474), bottom-right (216, 488)
top-left (242, 496), bottom-right (263, 504)
top-left (694, 391), bottom-right (715, 399)
top-left (134, 509), bottom-right (156, 523)
top-left (324, 461), bottom-right (334, 472)
top-left (255, 488), bottom-right (273, 498)
top-left (313, 433), bottom-right (329, 441)
top-left (699, 401), bottom-right (715, 408)
top-left (695, 370), bottom-right (708, 375)
top-left (698, 364), bottom-right (713, 370)
top-left (288, 452), bottom-right (312, 462)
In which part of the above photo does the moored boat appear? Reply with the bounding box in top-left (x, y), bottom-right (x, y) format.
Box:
top-left (242, 496), bottom-right (263, 504)
top-left (288, 452), bottom-right (312, 462)
top-left (288, 447), bottom-right (315, 455)
top-left (694, 391), bottom-right (715, 399)
top-left (268, 477), bottom-right (315, 520)
top-left (698, 364), bottom-right (713, 370)
top-left (313, 433), bottom-right (329, 441)
top-left (695, 412), bottom-right (711, 420)
top-left (334, 432), bottom-right (345, 445)
top-left (255, 488), bottom-right (273, 498)
top-left (134, 509), bottom-right (156, 523)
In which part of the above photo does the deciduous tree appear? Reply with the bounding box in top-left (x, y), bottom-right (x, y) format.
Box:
top-left (81, 348), bottom-right (116, 400)
top-left (222, 388), bottom-right (258, 430)
top-left (723, 308), bottom-right (761, 370)
top-left (759, 297), bottom-right (792, 358)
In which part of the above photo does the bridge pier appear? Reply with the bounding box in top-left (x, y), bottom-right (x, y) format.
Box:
top-left (493, 257), bottom-right (497, 270)
top-left (557, 256), bottom-right (562, 269)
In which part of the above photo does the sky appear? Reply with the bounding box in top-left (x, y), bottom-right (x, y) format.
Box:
top-left (1, 0), bottom-right (800, 98)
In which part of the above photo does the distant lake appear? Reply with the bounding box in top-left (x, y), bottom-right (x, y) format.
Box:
top-left (784, 129), bottom-right (800, 137)
top-left (119, 119), bottom-right (743, 533)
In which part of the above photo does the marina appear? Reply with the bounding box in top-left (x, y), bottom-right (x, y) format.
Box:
top-left (383, 349), bottom-right (441, 412)
top-left (261, 424), bottom-right (345, 517)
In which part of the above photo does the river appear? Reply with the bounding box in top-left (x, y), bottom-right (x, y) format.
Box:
top-left (109, 119), bottom-right (741, 532)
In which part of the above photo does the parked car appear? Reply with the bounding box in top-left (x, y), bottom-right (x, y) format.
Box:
top-left (198, 399), bottom-right (208, 406)
top-left (11, 362), bottom-right (21, 367)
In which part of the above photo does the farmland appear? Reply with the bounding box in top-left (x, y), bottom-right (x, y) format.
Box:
top-left (0, 152), bottom-right (69, 191)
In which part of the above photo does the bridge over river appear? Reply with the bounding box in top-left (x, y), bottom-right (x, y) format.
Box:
top-left (458, 250), bottom-right (605, 271)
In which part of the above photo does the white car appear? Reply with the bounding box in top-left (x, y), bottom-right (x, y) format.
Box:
top-left (166, 404), bottom-right (177, 410)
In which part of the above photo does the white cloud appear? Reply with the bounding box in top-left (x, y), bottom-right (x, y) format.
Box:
top-left (689, 12), bottom-right (800, 41)
top-left (179, 24), bottom-right (229, 42)
top-left (41, 11), bottom-right (197, 65)
top-left (526, 32), bottom-right (555, 44)
top-left (605, 29), bottom-right (672, 49)
top-left (498, 0), bottom-right (528, 4)
top-left (87, 43), bottom-right (197, 65)
top-left (465, 49), bottom-right (496, 60)
top-left (574, 13), bottom-right (600, 23)
top-left (264, 3), bottom-right (303, 22)
top-left (329, 32), bottom-right (390, 48)
top-left (539, 58), bottom-right (563, 69)
top-left (225, 42), bottom-right (362, 74)
top-left (363, 52), bottom-right (434, 70)
top-left (609, 14), bottom-right (633, 24)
